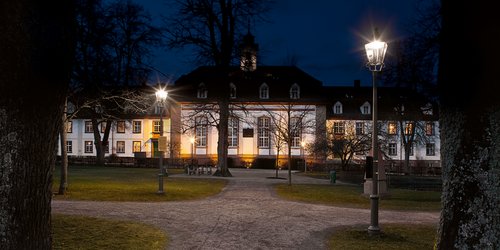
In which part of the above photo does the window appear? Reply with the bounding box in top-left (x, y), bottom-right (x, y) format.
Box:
top-left (426, 143), bottom-right (435, 156)
top-left (100, 121), bottom-right (107, 133)
top-left (404, 122), bottom-right (414, 135)
top-left (104, 142), bottom-right (109, 153)
top-left (229, 83), bottom-right (237, 99)
top-left (259, 83), bottom-right (269, 99)
top-left (66, 121), bottom-right (72, 133)
top-left (360, 101), bottom-right (371, 115)
top-left (228, 117), bottom-right (238, 147)
top-left (117, 121), bottom-right (125, 133)
top-left (333, 121), bottom-right (345, 135)
top-left (422, 103), bottom-right (433, 115)
top-left (333, 102), bottom-right (342, 114)
top-left (153, 121), bottom-right (161, 134)
top-left (290, 83), bottom-right (300, 99)
top-left (388, 143), bottom-right (397, 156)
top-left (197, 83), bottom-right (207, 98)
top-left (388, 122), bottom-right (397, 135)
top-left (195, 116), bottom-right (208, 147)
top-left (84, 141), bottom-right (93, 153)
top-left (117, 141), bottom-right (125, 153)
top-left (133, 121), bottom-right (141, 133)
top-left (258, 116), bottom-right (270, 148)
top-left (355, 122), bottom-right (365, 135)
top-left (291, 117), bottom-right (301, 147)
top-left (133, 141), bottom-right (141, 152)
top-left (425, 122), bottom-right (434, 136)
top-left (66, 140), bottom-right (72, 153)
top-left (85, 121), bottom-right (93, 133)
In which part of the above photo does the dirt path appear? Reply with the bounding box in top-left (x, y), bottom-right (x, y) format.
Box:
top-left (52, 169), bottom-right (439, 249)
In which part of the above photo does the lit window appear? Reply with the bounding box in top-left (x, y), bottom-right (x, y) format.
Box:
top-left (85, 121), bottom-right (93, 133)
top-left (100, 121), bottom-right (107, 133)
top-left (84, 141), bottom-right (93, 153)
top-left (66, 121), bottom-right (72, 133)
top-left (133, 121), bottom-right (141, 133)
top-left (259, 83), bottom-right (269, 99)
top-left (153, 121), bottom-right (161, 134)
top-left (355, 122), bottom-right (365, 135)
top-left (333, 102), bottom-right (342, 114)
top-left (133, 141), bottom-right (141, 152)
top-left (195, 116), bottom-right (208, 147)
top-left (66, 140), bottom-right (72, 153)
top-left (360, 102), bottom-right (371, 115)
top-left (258, 116), bottom-right (270, 147)
top-left (290, 83), bottom-right (300, 99)
top-left (117, 141), bottom-right (125, 153)
top-left (404, 122), bottom-right (414, 135)
top-left (117, 121), bottom-right (125, 133)
top-left (388, 122), bottom-right (397, 135)
top-left (426, 143), bottom-right (435, 156)
top-left (197, 83), bottom-right (207, 98)
top-left (291, 117), bottom-right (301, 147)
top-left (228, 117), bottom-right (239, 147)
top-left (425, 122), bottom-right (434, 136)
top-left (333, 121), bottom-right (345, 135)
top-left (229, 83), bottom-right (237, 99)
top-left (388, 143), bottom-right (397, 156)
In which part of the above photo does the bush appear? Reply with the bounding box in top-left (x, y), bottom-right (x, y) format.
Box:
top-left (251, 158), bottom-right (276, 169)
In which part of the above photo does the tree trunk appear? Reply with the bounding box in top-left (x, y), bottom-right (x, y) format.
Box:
top-left (275, 149), bottom-right (280, 178)
top-left (214, 99), bottom-right (232, 177)
top-left (437, 1), bottom-right (500, 248)
top-left (0, 1), bottom-right (74, 249)
top-left (288, 143), bottom-right (292, 186)
top-left (59, 99), bottom-right (69, 195)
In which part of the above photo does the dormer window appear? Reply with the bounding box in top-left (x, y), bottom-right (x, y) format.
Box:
top-left (422, 103), bottom-right (433, 115)
top-left (333, 101), bottom-right (343, 114)
top-left (290, 83), bottom-right (300, 99)
top-left (259, 83), bottom-right (269, 99)
top-left (361, 101), bottom-right (371, 115)
top-left (229, 83), bottom-right (237, 99)
top-left (197, 83), bottom-right (207, 99)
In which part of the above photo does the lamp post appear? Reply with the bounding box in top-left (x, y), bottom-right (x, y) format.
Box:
top-left (189, 137), bottom-right (195, 163)
top-left (155, 89), bottom-right (168, 195)
top-left (301, 141), bottom-right (306, 172)
top-left (364, 29), bottom-right (387, 234)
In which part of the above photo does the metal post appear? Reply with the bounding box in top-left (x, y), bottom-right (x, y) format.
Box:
top-left (158, 105), bottom-right (164, 195)
top-left (368, 70), bottom-right (379, 233)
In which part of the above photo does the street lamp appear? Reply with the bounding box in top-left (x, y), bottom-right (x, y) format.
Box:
top-left (364, 29), bottom-right (387, 234)
top-left (301, 141), bottom-right (306, 172)
top-left (155, 88), bottom-right (168, 195)
top-left (189, 137), bottom-right (195, 163)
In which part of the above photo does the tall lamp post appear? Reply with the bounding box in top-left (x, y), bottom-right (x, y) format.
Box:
top-left (301, 141), bottom-right (306, 172)
top-left (156, 89), bottom-right (168, 195)
top-left (189, 137), bottom-right (195, 163)
top-left (364, 29), bottom-right (387, 233)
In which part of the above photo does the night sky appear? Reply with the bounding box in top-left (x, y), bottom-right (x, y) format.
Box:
top-left (141, 0), bottom-right (420, 86)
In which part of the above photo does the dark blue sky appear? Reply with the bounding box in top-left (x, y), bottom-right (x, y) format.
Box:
top-left (141, 0), bottom-right (419, 86)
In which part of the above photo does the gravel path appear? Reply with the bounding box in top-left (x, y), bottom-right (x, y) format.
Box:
top-left (52, 169), bottom-right (439, 250)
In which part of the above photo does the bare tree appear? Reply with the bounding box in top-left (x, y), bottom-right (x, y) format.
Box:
top-left (436, 1), bottom-right (500, 248)
top-left (260, 103), bottom-right (315, 185)
top-left (327, 121), bottom-right (371, 171)
top-left (0, 1), bottom-right (74, 248)
top-left (164, 0), bottom-right (270, 176)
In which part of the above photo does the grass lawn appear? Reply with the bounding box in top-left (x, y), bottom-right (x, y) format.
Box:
top-left (52, 214), bottom-right (167, 250)
top-left (328, 224), bottom-right (437, 250)
top-left (53, 166), bottom-right (227, 202)
top-left (275, 184), bottom-right (441, 211)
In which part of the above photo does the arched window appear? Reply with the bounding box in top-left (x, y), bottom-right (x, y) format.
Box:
top-left (290, 83), bottom-right (300, 99)
top-left (333, 101), bottom-right (343, 114)
top-left (360, 101), bottom-right (371, 115)
top-left (290, 117), bottom-right (302, 147)
top-left (229, 83), bottom-right (237, 99)
top-left (197, 83), bottom-right (207, 99)
top-left (259, 83), bottom-right (269, 99)
top-left (257, 116), bottom-right (270, 147)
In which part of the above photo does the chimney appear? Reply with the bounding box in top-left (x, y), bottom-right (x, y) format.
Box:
top-left (354, 80), bottom-right (360, 88)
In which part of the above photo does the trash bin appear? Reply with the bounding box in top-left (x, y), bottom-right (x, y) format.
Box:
top-left (330, 170), bottom-right (336, 184)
